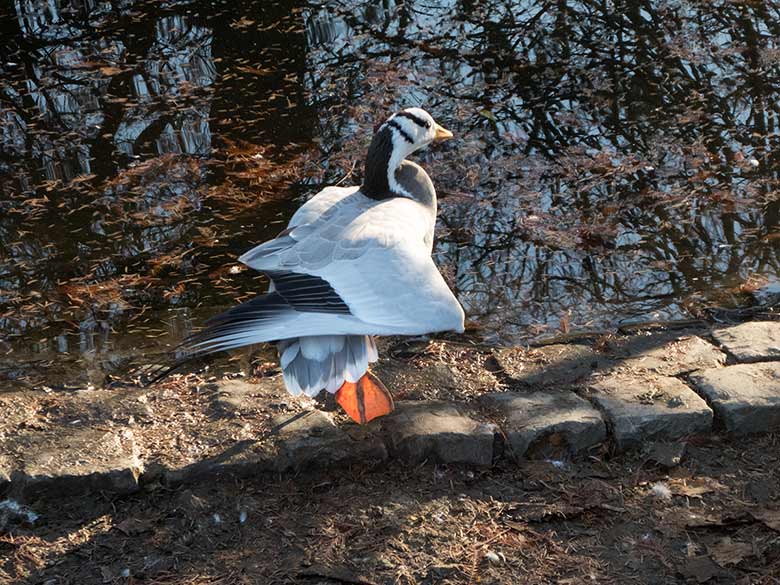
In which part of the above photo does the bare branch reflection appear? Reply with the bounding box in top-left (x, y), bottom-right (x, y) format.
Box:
top-left (1, 0), bottom-right (780, 371)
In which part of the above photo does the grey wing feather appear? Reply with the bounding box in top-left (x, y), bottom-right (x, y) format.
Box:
top-left (239, 225), bottom-right (314, 267)
top-left (238, 193), bottom-right (366, 271)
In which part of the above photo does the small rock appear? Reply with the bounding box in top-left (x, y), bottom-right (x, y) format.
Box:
top-left (137, 554), bottom-right (174, 578)
top-left (115, 517), bottom-right (152, 536)
top-left (646, 441), bottom-right (686, 468)
top-left (583, 374), bottom-right (712, 450)
top-left (381, 401), bottom-right (496, 465)
top-left (751, 508), bottom-right (780, 531)
top-left (668, 477), bottom-right (726, 498)
top-left (480, 391), bottom-right (606, 459)
top-left (484, 551), bottom-right (501, 564)
top-left (712, 321), bottom-right (780, 363)
top-left (689, 362), bottom-right (780, 434)
top-left (1, 387), bottom-right (152, 499)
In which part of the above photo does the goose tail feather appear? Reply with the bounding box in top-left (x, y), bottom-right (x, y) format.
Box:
top-left (278, 334), bottom-right (378, 398)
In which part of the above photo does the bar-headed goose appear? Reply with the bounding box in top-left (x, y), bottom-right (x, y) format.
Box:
top-left (155, 108), bottom-right (464, 423)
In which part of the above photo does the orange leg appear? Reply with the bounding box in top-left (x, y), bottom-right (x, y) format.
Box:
top-left (335, 372), bottom-right (394, 424)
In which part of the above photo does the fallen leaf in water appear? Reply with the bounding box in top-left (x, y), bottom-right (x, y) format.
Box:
top-left (69, 173), bottom-right (97, 185)
top-left (99, 66), bottom-right (124, 76)
top-left (230, 16), bottom-right (255, 29)
top-left (558, 311), bottom-right (571, 334)
top-left (709, 537), bottom-right (752, 566)
top-left (738, 274), bottom-right (769, 294)
top-left (236, 65), bottom-right (272, 76)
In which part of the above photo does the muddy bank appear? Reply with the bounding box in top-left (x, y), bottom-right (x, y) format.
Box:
top-left (3, 320), bottom-right (780, 504)
top-left (3, 321), bottom-right (780, 582)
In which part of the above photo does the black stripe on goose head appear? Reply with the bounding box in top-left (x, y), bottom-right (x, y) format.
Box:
top-left (387, 120), bottom-right (414, 144)
top-left (361, 124), bottom-right (394, 200)
top-left (396, 110), bottom-right (431, 130)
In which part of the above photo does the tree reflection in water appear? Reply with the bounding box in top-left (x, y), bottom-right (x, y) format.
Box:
top-left (1, 0), bottom-right (779, 379)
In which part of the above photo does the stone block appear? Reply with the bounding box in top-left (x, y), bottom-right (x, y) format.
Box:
top-left (583, 374), bottom-right (712, 450)
top-left (165, 410), bottom-right (387, 483)
top-left (381, 401), bottom-right (496, 465)
top-left (689, 362), bottom-right (780, 434)
top-left (712, 321), bottom-right (780, 363)
top-left (14, 428), bottom-right (143, 499)
top-left (480, 391), bottom-right (606, 458)
top-left (272, 410), bottom-right (387, 471)
top-left (612, 334), bottom-right (725, 376)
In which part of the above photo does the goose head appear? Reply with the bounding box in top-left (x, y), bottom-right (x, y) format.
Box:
top-left (362, 107), bottom-right (453, 201)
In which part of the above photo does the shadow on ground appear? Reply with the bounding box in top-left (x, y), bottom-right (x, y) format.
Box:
top-left (6, 432), bottom-right (780, 584)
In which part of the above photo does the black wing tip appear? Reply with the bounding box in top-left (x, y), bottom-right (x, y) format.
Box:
top-left (128, 286), bottom-right (303, 386)
top-left (265, 271), bottom-right (351, 315)
top-left (126, 361), bottom-right (187, 387)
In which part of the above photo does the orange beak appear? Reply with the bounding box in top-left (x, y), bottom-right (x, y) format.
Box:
top-left (433, 123), bottom-right (454, 141)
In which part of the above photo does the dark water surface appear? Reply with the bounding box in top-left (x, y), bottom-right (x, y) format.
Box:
top-left (2, 0), bottom-right (780, 386)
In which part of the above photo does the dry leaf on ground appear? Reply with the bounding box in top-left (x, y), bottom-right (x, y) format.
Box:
top-left (708, 537), bottom-right (753, 567)
top-left (751, 508), bottom-right (780, 532)
top-left (668, 477), bottom-right (727, 497)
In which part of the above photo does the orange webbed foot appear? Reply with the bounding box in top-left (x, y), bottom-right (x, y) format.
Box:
top-left (335, 372), bottom-right (394, 424)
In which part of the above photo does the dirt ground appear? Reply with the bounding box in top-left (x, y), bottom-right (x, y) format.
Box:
top-left (2, 431), bottom-right (780, 585)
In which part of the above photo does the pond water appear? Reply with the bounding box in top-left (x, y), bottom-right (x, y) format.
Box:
top-left (2, 0), bottom-right (780, 387)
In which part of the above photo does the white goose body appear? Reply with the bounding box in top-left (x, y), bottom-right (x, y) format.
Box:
top-left (169, 108), bottom-right (464, 419)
